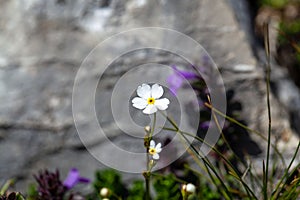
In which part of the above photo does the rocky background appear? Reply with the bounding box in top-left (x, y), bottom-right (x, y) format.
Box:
top-left (0, 0), bottom-right (299, 193)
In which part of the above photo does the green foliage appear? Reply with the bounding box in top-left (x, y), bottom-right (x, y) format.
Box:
top-left (198, 185), bottom-right (220, 200)
top-left (93, 169), bottom-right (128, 199)
top-left (281, 21), bottom-right (300, 35)
top-left (259, 0), bottom-right (289, 8)
top-left (153, 174), bottom-right (181, 200)
top-left (15, 193), bottom-right (25, 200)
top-left (127, 180), bottom-right (145, 200)
top-left (26, 184), bottom-right (38, 200)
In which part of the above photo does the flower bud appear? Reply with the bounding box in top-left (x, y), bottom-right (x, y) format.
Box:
top-left (186, 183), bottom-right (196, 193)
top-left (181, 183), bottom-right (196, 197)
top-left (100, 187), bottom-right (110, 197)
top-left (144, 126), bottom-right (151, 133)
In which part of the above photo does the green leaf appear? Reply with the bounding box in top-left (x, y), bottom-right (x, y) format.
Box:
top-left (93, 169), bottom-right (128, 199)
top-left (127, 180), bottom-right (145, 200)
top-left (153, 174), bottom-right (181, 200)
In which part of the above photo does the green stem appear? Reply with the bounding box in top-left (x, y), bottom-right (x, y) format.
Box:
top-left (111, 192), bottom-right (122, 200)
top-left (151, 173), bottom-right (186, 184)
top-left (179, 131), bottom-right (233, 200)
top-left (264, 22), bottom-right (272, 200)
top-left (182, 193), bottom-right (188, 200)
top-left (150, 113), bottom-right (156, 139)
top-left (0, 179), bottom-right (14, 196)
top-left (144, 113), bottom-right (156, 200)
top-left (209, 104), bottom-right (260, 197)
top-left (145, 174), bottom-right (150, 200)
top-left (271, 141), bottom-right (300, 199)
top-left (204, 103), bottom-right (285, 167)
top-left (157, 112), bottom-right (233, 199)
top-left (161, 109), bottom-right (258, 199)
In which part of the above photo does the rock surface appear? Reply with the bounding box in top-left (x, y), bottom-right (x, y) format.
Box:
top-left (0, 0), bottom-right (299, 193)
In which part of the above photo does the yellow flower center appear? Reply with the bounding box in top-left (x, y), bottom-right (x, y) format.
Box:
top-left (149, 147), bottom-right (156, 155)
top-left (147, 97), bottom-right (155, 105)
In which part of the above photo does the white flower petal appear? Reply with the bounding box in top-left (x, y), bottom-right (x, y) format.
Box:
top-left (143, 104), bottom-right (157, 114)
top-left (150, 140), bottom-right (155, 148)
top-left (186, 183), bottom-right (196, 193)
top-left (152, 153), bottom-right (159, 160)
top-left (151, 84), bottom-right (164, 99)
top-left (137, 84), bottom-right (151, 99)
top-left (155, 143), bottom-right (162, 153)
top-left (132, 97), bottom-right (147, 109)
top-left (154, 98), bottom-right (170, 110)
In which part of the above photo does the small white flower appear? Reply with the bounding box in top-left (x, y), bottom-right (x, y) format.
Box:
top-left (100, 188), bottom-right (109, 197)
top-left (182, 183), bottom-right (196, 193)
top-left (148, 140), bottom-right (162, 160)
top-left (132, 83), bottom-right (170, 114)
top-left (186, 183), bottom-right (196, 194)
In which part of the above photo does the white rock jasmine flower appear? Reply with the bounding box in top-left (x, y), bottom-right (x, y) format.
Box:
top-left (148, 140), bottom-right (162, 160)
top-left (132, 83), bottom-right (170, 114)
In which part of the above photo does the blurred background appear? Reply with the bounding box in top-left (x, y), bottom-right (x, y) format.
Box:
top-left (0, 0), bottom-right (299, 193)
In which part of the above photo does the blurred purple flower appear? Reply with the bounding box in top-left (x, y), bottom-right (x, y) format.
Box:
top-left (167, 65), bottom-right (198, 95)
top-left (200, 121), bottom-right (210, 129)
top-left (63, 168), bottom-right (90, 189)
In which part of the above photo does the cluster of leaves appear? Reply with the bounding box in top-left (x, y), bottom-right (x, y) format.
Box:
top-left (85, 168), bottom-right (222, 200)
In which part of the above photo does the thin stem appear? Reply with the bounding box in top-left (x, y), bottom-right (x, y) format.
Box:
top-left (144, 113), bottom-right (156, 200)
top-left (271, 141), bottom-right (300, 199)
top-left (180, 128), bottom-right (257, 199)
top-left (111, 192), bottom-right (122, 200)
top-left (145, 174), bottom-right (150, 200)
top-left (151, 173), bottom-right (186, 184)
top-left (204, 102), bottom-right (285, 166)
top-left (150, 113), bottom-right (156, 139)
top-left (209, 102), bottom-right (259, 198)
top-left (179, 131), bottom-right (233, 200)
top-left (182, 193), bottom-right (188, 200)
top-left (161, 111), bottom-right (258, 199)
top-left (159, 111), bottom-right (233, 199)
top-left (264, 21), bottom-right (272, 200)
top-left (183, 164), bottom-right (215, 186)
top-left (0, 179), bottom-right (14, 196)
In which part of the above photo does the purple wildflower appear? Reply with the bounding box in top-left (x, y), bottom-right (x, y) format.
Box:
top-left (200, 121), bottom-right (210, 129)
top-left (167, 65), bottom-right (198, 95)
top-left (34, 169), bottom-right (66, 200)
top-left (63, 168), bottom-right (90, 189)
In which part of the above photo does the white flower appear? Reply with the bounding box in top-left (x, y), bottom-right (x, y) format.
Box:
top-left (148, 140), bottom-right (162, 160)
top-left (100, 188), bottom-right (109, 197)
top-left (182, 183), bottom-right (196, 194)
top-left (132, 83), bottom-right (170, 114)
top-left (186, 183), bottom-right (196, 193)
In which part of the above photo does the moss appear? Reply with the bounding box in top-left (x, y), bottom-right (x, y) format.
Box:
top-left (280, 20), bottom-right (300, 35)
top-left (259, 0), bottom-right (289, 9)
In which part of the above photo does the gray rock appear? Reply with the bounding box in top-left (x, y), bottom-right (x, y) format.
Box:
top-left (0, 0), bottom-right (298, 194)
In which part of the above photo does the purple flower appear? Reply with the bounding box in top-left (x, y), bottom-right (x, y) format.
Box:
top-left (34, 169), bottom-right (66, 199)
top-left (63, 168), bottom-right (90, 189)
top-left (200, 121), bottom-right (210, 129)
top-left (167, 65), bottom-right (198, 95)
